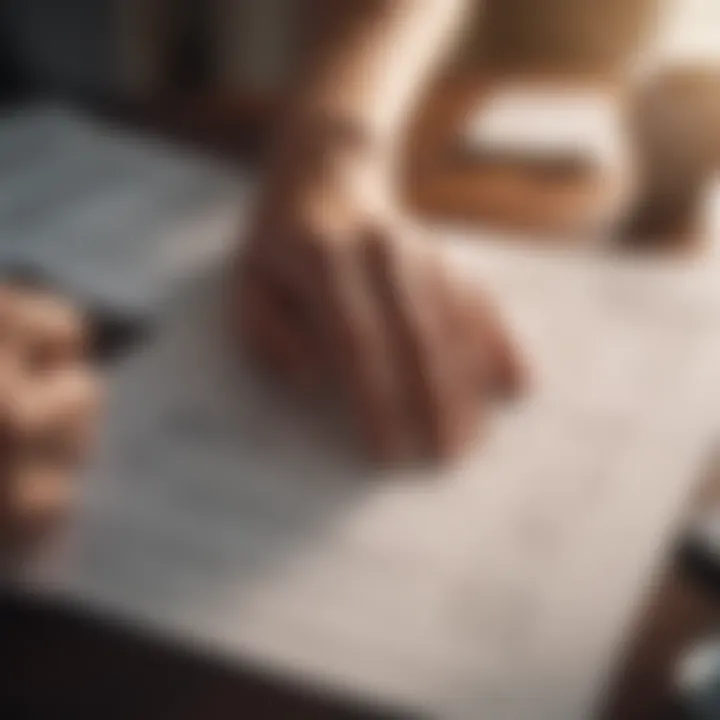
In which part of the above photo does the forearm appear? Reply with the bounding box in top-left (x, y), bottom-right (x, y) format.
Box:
top-left (299, 0), bottom-right (470, 140)
top-left (271, 0), bottom-right (471, 189)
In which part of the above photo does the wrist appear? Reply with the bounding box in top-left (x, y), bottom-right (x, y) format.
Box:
top-left (266, 108), bottom-right (398, 209)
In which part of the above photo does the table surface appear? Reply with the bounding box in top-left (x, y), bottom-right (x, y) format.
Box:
top-left (5, 80), bottom-right (720, 719)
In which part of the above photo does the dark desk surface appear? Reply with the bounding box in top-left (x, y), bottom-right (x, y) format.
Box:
top-left (4, 540), bottom-right (719, 719)
top-left (3, 591), bottom-right (407, 720)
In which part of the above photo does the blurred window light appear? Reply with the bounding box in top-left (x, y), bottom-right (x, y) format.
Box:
top-left (658, 0), bottom-right (720, 64)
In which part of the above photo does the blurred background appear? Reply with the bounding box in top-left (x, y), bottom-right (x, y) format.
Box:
top-left (2, 2), bottom-right (720, 719)
top-left (2, 0), bottom-right (716, 95)
top-left (0, 0), bottom-right (717, 243)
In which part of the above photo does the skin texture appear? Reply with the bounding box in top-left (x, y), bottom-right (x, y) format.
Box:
top-left (0, 284), bottom-right (101, 552)
top-left (238, 199), bottom-right (526, 462)
top-left (234, 1), bottom-right (527, 463)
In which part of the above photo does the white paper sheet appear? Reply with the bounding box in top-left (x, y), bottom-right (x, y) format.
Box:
top-left (7, 106), bottom-right (720, 719)
top-left (0, 102), bottom-right (243, 312)
top-left (463, 88), bottom-right (625, 169)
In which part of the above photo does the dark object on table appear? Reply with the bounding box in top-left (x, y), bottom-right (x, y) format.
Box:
top-left (679, 512), bottom-right (720, 602)
top-left (674, 636), bottom-right (720, 720)
top-left (673, 508), bottom-right (720, 717)
top-left (624, 67), bottom-right (720, 250)
top-left (1, 591), bottom-right (410, 720)
top-left (0, 263), bottom-right (150, 365)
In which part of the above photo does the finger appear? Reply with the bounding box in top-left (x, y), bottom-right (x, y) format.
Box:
top-left (414, 248), bottom-right (489, 457)
top-left (238, 268), bottom-right (319, 392)
top-left (13, 289), bottom-right (87, 372)
top-left (312, 236), bottom-right (412, 462)
top-left (445, 279), bottom-right (510, 397)
top-left (434, 262), bottom-right (527, 400)
top-left (0, 458), bottom-right (74, 551)
top-left (470, 294), bottom-right (528, 399)
top-left (9, 458), bottom-right (74, 524)
top-left (11, 365), bottom-right (102, 464)
top-left (425, 263), bottom-right (492, 451)
top-left (363, 231), bottom-right (469, 460)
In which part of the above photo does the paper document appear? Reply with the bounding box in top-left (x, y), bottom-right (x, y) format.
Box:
top-left (5, 106), bottom-right (720, 719)
top-left (0, 102), bottom-right (243, 312)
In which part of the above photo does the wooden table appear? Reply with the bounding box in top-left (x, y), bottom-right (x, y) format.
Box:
top-left (402, 73), bottom-right (636, 240)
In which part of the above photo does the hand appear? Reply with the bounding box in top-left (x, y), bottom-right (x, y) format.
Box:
top-left (234, 126), bottom-right (526, 463)
top-left (0, 283), bottom-right (101, 549)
